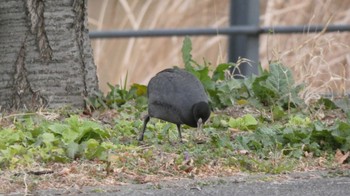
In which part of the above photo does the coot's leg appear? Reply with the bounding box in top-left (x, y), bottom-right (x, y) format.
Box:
top-left (176, 124), bottom-right (183, 142)
top-left (139, 115), bottom-right (150, 141)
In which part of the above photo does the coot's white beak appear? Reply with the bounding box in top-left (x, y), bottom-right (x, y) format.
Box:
top-left (197, 118), bottom-right (203, 132)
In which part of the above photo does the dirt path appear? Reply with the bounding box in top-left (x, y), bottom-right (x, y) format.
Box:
top-left (31, 170), bottom-right (350, 196)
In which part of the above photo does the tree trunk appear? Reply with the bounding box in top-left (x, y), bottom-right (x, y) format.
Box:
top-left (0, 0), bottom-right (99, 111)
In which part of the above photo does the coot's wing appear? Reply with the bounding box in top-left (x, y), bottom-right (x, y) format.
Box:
top-left (147, 69), bottom-right (183, 124)
top-left (174, 69), bottom-right (208, 104)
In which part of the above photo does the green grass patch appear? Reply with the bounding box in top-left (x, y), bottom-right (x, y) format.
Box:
top-left (1, 37), bottom-right (349, 178)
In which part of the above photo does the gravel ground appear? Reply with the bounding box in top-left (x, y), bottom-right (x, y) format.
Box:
top-left (25, 170), bottom-right (350, 196)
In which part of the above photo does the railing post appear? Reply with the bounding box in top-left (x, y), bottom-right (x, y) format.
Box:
top-left (229, 0), bottom-right (260, 77)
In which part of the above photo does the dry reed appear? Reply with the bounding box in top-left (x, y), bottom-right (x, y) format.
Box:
top-left (88, 0), bottom-right (350, 100)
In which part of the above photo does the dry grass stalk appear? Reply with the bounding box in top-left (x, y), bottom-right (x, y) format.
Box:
top-left (260, 0), bottom-right (350, 100)
top-left (88, 0), bottom-right (350, 99)
top-left (88, 0), bottom-right (228, 92)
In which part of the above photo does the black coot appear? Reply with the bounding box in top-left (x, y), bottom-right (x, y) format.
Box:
top-left (139, 68), bottom-right (211, 142)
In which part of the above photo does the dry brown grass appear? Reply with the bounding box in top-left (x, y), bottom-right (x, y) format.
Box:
top-left (88, 0), bottom-right (229, 92)
top-left (260, 0), bottom-right (350, 102)
top-left (87, 0), bottom-right (350, 99)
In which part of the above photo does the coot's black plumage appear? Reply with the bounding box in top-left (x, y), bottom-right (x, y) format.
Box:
top-left (139, 68), bottom-right (210, 142)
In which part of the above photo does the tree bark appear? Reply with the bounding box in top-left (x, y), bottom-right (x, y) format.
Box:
top-left (0, 0), bottom-right (99, 111)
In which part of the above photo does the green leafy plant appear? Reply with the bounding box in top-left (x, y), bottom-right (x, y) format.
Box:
top-left (1, 36), bottom-right (349, 181)
top-left (233, 115), bottom-right (350, 159)
top-left (181, 36), bottom-right (305, 111)
top-left (85, 83), bottom-right (147, 110)
top-left (228, 114), bottom-right (258, 131)
top-left (0, 115), bottom-right (116, 169)
top-left (250, 63), bottom-right (304, 110)
top-left (182, 36), bottom-right (240, 108)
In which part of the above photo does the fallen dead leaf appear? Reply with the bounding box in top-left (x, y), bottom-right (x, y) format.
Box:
top-left (335, 149), bottom-right (349, 164)
top-left (58, 167), bottom-right (71, 176)
top-left (237, 150), bottom-right (249, 155)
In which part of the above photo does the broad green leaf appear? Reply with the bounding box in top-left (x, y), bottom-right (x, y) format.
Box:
top-left (82, 139), bottom-right (101, 159)
top-left (66, 142), bottom-right (80, 159)
top-left (266, 63), bottom-right (294, 95)
top-left (242, 114), bottom-right (258, 127)
top-left (228, 114), bottom-right (258, 131)
top-left (317, 98), bottom-right (338, 110)
top-left (332, 97), bottom-right (350, 114)
top-left (252, 74), bottom-right (276, 105)
top-left (182, 36), bottom-right (192, 70)
top-left (49, 123), bottom-right (70, 135)
top-left (196, 66), bottom-right (215, 91)
top-left (0, 129), bottom-right (24, 148)
top-left (76, 120), bottom-right (109, 143)
top-left (272, 105), bottom-right (285, 120)
top-left (215, 79), bottom-right (242, 107)
top-left (130, 83), bottom-right (147, 96)
top-left (212, 63), bottom-right (231, 81)
top-left (331, 121), bottom-right (350, 150)
top-left (65, 116), bottom-right (80, 132)
top-left (62, 129), bottom-right (79, 144)
top-left (313, 121), bottom-right (326, 131)
top-left (49, 123), bottom-right (79, 143)
top-left (287, 116), bottom-right (311, 127)
top-left (250, 63), bottom-right (304, 108)
top-left (41, 133), bottom-right (56, 145)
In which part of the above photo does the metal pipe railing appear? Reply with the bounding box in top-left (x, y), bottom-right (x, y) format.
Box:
top-left (89, 25), bottom-right (350, 39)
